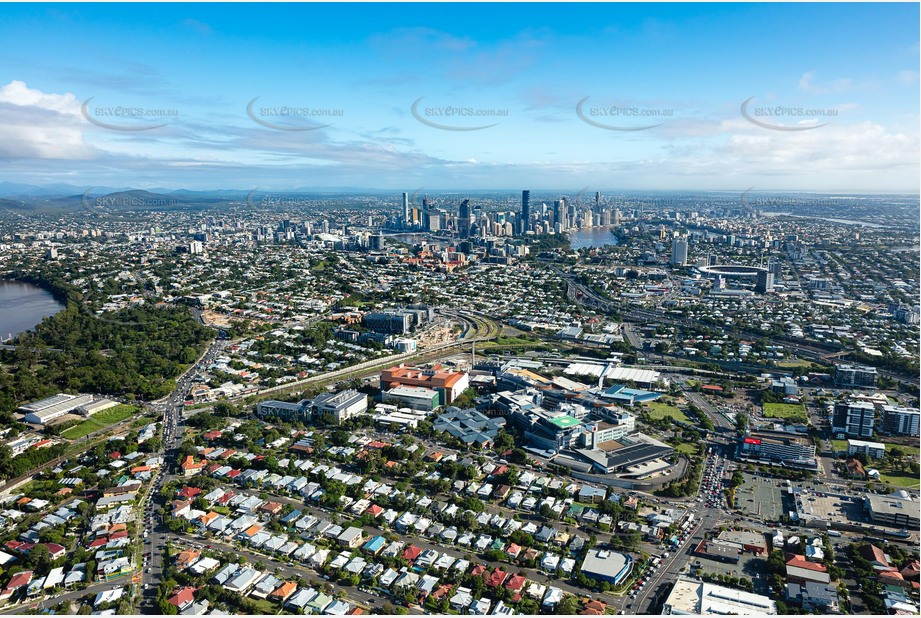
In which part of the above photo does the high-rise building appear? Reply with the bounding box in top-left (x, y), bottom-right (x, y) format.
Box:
top-left (458, 199), bottom-right (472, 238)
top-left (881, 405), bottom-right (920, 437)
top-left (553, 200), bottom-right (566, 230)
top-left (425, 210), bottom-right (441, 232)
top-left (832, 399), bottom-right (875, 438)
top-left (670, 237), bottom-right (688, 266)
top-left (402, 192), bottom-right (409, 225)
top-left (520, 190), bottom-right (531, 235)
top-left (756, 270), bottom-right (775, 294)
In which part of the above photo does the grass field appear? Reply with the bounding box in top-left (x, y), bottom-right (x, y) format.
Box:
top-left (762, 402), bottom-right (807, 423)
top-left (879, 472), bottom-right (921, 489)
top-left (831, 439), bottom-right (920, 458)
top-left (644, 403), bottom-right (689, 423)
top-left (61, 405), bottom-right (140, 440)
top-left (675, 442), bottom-right (700, 455)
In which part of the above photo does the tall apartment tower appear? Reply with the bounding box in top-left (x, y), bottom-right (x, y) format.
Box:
top-left (670, 237), bottom-right (688, 266)
top-left (402, 192), bottom-right (410, 225)
top-left (520, 190), bottom-right (531, 235)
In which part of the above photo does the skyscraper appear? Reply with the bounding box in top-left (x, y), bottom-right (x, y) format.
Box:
top-left (458, 199), bottom-right (472, 238)
top-left (670, 237), bottom-right (688, 266)
top-left (520, 190), bottom-right (530, 235)
top-left (553, 200), bottom-right (565, 230)
top-left (402, 192), bottom-right (409, 226)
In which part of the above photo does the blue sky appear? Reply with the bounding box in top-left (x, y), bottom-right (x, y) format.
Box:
top-left (0, 3), bottom-right (917, 192)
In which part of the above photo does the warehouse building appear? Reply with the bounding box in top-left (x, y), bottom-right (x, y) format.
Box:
top-left (19, 394), bottom-right (95, 425)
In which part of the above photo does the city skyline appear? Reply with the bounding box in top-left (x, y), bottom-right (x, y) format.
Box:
top-left (0, 3), bottom-right (918, 192)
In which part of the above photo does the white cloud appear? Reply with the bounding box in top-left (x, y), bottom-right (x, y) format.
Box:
top-left (0, 80), bottom-right (92, 159)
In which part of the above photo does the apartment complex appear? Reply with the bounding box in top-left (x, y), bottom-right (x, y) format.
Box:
top-left (832, 399), bottom-right (876, 438)
top-left (834, 363), bottom-right (878, 388)
top-left (881, 405), bottom-right (920, 437)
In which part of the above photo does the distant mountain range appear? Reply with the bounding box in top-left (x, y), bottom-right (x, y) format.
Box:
top-left (0, 183), bottom-right (914, 215)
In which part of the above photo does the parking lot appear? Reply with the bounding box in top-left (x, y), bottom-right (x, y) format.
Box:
top-left (691, 550), bottom-right (771, 595)
top-left (795, 491), bottom-right (863, 525)
top-left (734, 473), bottom-right (784, 521)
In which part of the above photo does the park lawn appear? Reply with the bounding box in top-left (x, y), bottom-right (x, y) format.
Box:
top-left (879, 472), bottom-right (921, 489)
top-left (887, 443), bottom-right (921, 458)
top-left (762, 402), bottom-right (807, 423)
top-left (644, 403), bottom-right (689, 423)
top-left (61, 404), bottom-right (140, 440)
top-left (831, 439), bottom-right (850, 454)
top-left (675, 442), bottom-right (700, 455)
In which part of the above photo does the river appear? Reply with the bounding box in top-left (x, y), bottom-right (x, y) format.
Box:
top-left (568, 226), bottom-right (621, 250)
top-left (0, 281), bottom-right (65, 341)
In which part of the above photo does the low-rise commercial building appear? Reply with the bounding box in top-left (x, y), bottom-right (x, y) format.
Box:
top-left (433, 408), bottom-right (506, 448)
top-left (382, 386), bottom-right (440, 412)
top-left (579, 549), bottom-right (633, 585)
top-left (662, 577), bottom-right (776, 615)
top-left (312, 390), bottom-right (367, 423)
top-left (737, 431), bottom-right (816, 468)
top-left (864, 492), bottom-right (919, 529)
top-left (257, 389), bottom-right (366, 424)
